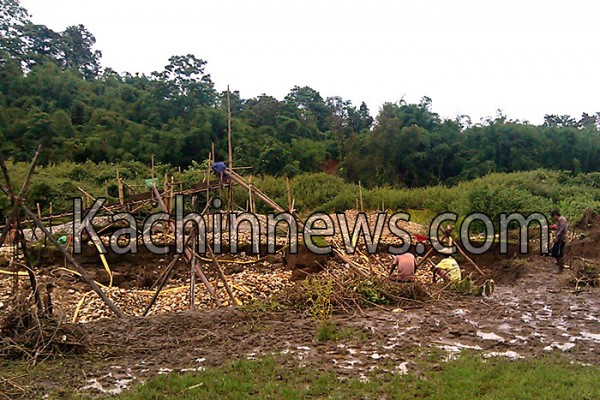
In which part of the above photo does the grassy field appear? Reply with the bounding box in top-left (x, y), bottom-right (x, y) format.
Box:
top-left (114, 355), bottom-right (600, 400)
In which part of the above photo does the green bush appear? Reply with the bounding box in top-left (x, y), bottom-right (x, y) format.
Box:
top-left (0, 163), bottom-right (598, 227)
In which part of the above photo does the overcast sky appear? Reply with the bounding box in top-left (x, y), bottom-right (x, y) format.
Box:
top-left (20, 0), bottom-right (599, 124)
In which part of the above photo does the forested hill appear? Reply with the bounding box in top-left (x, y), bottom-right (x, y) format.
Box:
top-left (1, 0), bottom-right (599, 189)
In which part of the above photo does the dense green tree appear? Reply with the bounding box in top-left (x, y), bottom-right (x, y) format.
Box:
top-left (1, 0), bottom-right (600, 188)
top-left (60, 24), bottom-right (102, 78)
top-left (285, 86), bottom-right (330, 132)
top-left (0, 0), bottom-right (30, 63)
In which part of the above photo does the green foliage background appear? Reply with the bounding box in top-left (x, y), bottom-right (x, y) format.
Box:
top-left (1, 0), bottom-right (599, 224)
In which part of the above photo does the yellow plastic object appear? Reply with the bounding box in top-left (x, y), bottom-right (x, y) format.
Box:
top-left (72, 291), bottom-right (90, 323)
top-left (96, 244), bottom-right (113, 287)
top-left (435, 257), bottom-right (462, 282)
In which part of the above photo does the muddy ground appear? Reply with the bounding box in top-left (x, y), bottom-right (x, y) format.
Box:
top-left (1, 253), bottom-right (598, 398)
top-left (1, 212), bottom-right (599, 398)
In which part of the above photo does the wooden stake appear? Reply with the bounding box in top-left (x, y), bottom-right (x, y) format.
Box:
top-left (286, 177), bottom-right (293, 213)
top-left (227, 85), bottom-right (233, 170)
top-left (163, 173), bottom-right (169, 211)
top-left (117, 170), bottom-right (124, 206)
top-left (36, 202), bottom-right (42, 243)
top-left (190, 233), bottom-right (196, 311)
top-left (359, 181), bottom-right (364, 212)
top-left (248, 175), bottom-right (254, 213)
top-left (49, 202), bottom-right (53, 234)
top-left (206, 152), bottom-right (211, 206)
top-left (170, 175), bottom-right (175, 214)
top-left (151, 154), bottom-right (155, 183)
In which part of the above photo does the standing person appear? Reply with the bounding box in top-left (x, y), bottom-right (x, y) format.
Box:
top-left (43, 283), bottom-right (56, 318)
top-left (551, 210), bottom-right (568, 273)
top-left (389, 253), bottom-right (418, 282)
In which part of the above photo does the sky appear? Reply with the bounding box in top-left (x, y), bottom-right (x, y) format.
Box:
top-left (20, 0), bottom-right (600, 124)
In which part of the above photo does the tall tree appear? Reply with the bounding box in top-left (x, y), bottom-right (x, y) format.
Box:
top-left (60, 24), bottom-right (102, 78)
top-left (0, 0), bottom-right (30, 62)
top-left (285, 86), bottom-right (331, 131)
top-left (151, 54), bottom-right (216, 118)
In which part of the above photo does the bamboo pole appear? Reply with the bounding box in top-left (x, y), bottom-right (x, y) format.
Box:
top-left (151, 154), bottom-right (155, 182)
top-left (170, 175), bottom-right (175, 214)
top-left (416, 246), bottom-right (436, 268)
top-left (226, 170), bottom-right (369, 278)
top-left (227, 86), bottom-right (234, 214)
top-left (190, 233), bottom-right (196, 310)
top-left (227, 85), bottom-right (233, 170)
top-left (0, 145), bottom-right (42, 247)
top-left (286, 177), bottom-right (293, 213)
top-left (163, 173), bottom-right (169, 211)
top-left (455, 244), bottom-right (485, 276)
top-left (77, 187), bottom-right (115, 215)
top-left (36, 202), bottom-right (42, 243)
top-left (204, 244), bottom-right (238, 306)
top-left (16, 218), bottom-right (42, 310)
top-left (205, 152), bottom-right (211, 207)
top-left (143, 253), bottom-right (182, 316)
top-left (49, 202), bottom-right (53, 235)
top-left (151, 186), bottom-right (222, 306)
top-left (117, 170), bottom-right (125, 206)
top-left (82, 182), bottom-right (89, 209)
top-left (21, 204), bottom-right (125, 318)
top-left (248, 175), bottom-right (254, 213)
top-left (359, 181), bottom-right (364, 212)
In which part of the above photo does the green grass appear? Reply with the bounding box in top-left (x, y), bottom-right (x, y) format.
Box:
top-left (315, 323), bottom-right (370, 342)
top-left (116, 354), bottom-right (600, 400)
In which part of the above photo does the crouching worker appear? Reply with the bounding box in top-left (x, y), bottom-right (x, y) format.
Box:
top-left (432, 257), bottom-right (462, 283)
top-left (389, 253), bottom-right (418, 282)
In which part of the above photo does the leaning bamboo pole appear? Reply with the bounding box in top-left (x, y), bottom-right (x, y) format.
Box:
top-left (226, 170), bottom-right (369, 278)
top-left (151, 186), bottom-right (222, 306)
top-left (21, 204), bottom-right (125, 318)
top-left (143, 252), bottom-right (183, 316)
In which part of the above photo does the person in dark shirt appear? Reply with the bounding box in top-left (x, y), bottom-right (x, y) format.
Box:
top-left (551, 210), bottom-right (568, 273)
top-left (43, 283), bottom-right (56, 318)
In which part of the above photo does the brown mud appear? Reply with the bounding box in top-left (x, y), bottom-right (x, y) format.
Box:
top-left (1, 216), bottom-right (599, 397)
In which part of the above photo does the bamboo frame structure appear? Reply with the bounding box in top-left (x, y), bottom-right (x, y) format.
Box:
top-left (0, 143), bottom-right (485, 324)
